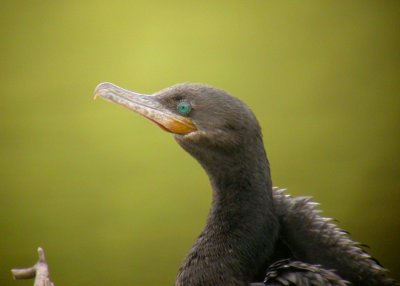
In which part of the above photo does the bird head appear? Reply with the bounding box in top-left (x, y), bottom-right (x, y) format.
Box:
top-left (95, 82), bottom-right (263, 161)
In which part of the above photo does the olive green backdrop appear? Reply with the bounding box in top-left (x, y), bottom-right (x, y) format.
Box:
top-left (1, 1), bottom-right (399, 285)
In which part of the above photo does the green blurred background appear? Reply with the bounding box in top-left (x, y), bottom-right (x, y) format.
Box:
top-left (1, 1), bottom-right (399, 285)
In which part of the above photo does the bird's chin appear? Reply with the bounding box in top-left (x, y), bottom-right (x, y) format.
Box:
top-left (174, 130), bottom-right (203, 142)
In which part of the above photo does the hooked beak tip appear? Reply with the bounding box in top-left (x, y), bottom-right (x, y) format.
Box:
top-left (94, 82), bottom-right (113, 98)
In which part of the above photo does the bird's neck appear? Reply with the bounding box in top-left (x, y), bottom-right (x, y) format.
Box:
top-left (176, 139), bottom-right (279, 285)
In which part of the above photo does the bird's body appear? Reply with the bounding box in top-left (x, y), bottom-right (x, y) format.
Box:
top-left (95, 82), bottom-right (398, 286)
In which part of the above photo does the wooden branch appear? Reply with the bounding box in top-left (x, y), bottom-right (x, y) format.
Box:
top-left (11, 247), bottom-right (55, 286)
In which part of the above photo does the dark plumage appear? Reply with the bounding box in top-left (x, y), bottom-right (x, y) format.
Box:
top-left (95, 82), bottom-right (398, 286)
top-left (263, 259), bottom-right (348, 286)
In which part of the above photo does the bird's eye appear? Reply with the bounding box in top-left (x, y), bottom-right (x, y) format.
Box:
top-left (177, 101), bottom-right (192, 115)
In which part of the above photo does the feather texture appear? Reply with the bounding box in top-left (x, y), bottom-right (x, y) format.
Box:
top-left (264, 259), bottom-right (349, 286)
top-left (272, 187), bottom-right (398, 286)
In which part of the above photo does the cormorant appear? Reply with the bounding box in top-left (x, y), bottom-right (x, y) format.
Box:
top-left (12, 82), bottom-right (397, 286)
top-left (94, 82), bottom-right (397, 286)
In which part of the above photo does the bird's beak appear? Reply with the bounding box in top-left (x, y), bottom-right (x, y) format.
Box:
top-left (94, 82), bottom-right (197, 135)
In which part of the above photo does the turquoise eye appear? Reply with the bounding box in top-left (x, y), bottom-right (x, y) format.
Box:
top-left (177, 101), bottom-right (192, 115)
